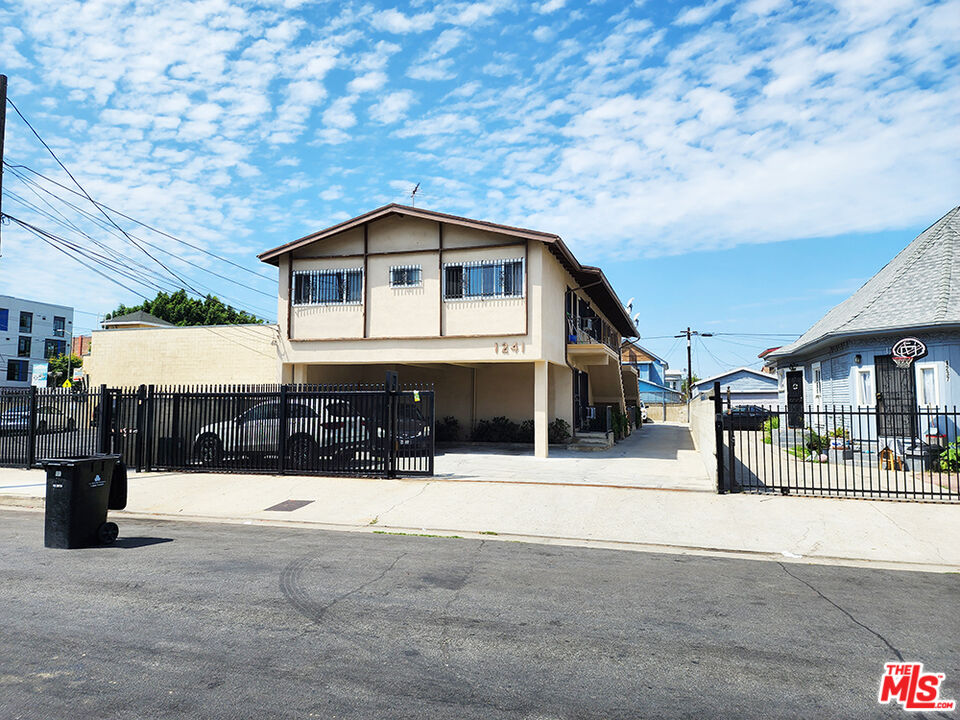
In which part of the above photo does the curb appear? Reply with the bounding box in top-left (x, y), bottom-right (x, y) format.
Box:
top-left (1, 498), bottom-right (956, 574)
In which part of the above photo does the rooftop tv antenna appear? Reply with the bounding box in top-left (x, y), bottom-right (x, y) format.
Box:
top-left (410, 182), bottom-right (420, 207)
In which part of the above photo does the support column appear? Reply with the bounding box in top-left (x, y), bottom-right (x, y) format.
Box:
top-left (534, 360), bottom-right (549, 458)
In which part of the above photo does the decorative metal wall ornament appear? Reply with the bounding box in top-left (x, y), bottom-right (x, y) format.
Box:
top-left (891, 337), bottom-right (928, 368)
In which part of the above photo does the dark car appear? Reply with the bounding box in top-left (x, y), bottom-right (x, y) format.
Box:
top-left (721, 405), bottom-right (774, 430)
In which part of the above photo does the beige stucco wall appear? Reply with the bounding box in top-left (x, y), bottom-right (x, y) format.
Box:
top-left (276, 215), bottom-right (625, 368)
top-left (84, 325), bottom-right (280, 387)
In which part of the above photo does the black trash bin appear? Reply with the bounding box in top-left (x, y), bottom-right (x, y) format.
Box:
top-left (43, 455), bottom-right (126, 549)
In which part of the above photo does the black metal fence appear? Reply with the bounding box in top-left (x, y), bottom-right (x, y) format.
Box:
top-left (0, 383), bottom-right (435, 478)
top-left (714, 385), bottom-right (959, 501)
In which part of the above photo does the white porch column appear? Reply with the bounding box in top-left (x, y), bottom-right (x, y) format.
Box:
top-left (534, 360), bottom-right (549, 458)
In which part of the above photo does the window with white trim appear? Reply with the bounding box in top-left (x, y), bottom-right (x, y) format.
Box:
top-left (292, 268), bottom-right (363, 305)
top-left (916, 363), bottom-right (939, 407)
top-left (390, 265), bottom-right (422, 288)
top-left (443, 258), bottom-right (524, 300)
top-left (811, 362), bottom-right (823, 406)
top-left (854, 367), bottom-right (874, 406)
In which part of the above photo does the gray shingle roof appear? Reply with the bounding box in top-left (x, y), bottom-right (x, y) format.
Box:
top-left (102, 310), bottom-right (173, 327)
top-left (771, 206), bottom-right (960, 360)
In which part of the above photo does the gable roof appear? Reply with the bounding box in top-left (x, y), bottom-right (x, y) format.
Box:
top-left (693, 366), bottom-right (778, 388)
top-left (258, 203), bottom-right (636, 336)
top-left (102, 310), bottom-right (173, 328)
top-left (770, 206), bottom-right (960, 360)
top-left (620, 338), bottom-right (667, 366)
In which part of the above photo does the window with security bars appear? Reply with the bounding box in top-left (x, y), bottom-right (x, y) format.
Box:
top-left (443, 259), bottom-right (524, 299)
top-left (390, 266), bottom-right (422, 288)
top-left (292, 269), bottom-right (364, 305)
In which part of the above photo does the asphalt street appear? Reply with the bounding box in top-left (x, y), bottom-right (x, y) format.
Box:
top-left (0, 509), bottom-right (956, 719)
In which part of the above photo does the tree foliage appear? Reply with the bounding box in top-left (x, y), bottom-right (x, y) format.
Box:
top-left (48, 353), bottom-right (83, 386)
top-left (105, 290), bottom-right (264, 327)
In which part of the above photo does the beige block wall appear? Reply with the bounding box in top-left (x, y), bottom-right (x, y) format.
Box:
top-left (84, 325), bottom-right (281, 387)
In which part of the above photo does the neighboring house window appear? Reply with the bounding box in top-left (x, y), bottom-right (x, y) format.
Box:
top-left (811, 362), bottom-right (823, 406)
top-left (44, 339), bottom-right (66, 358)
top-left (390, 265), bottom-right (422, 288)
top-left (854, 367), bottom-right (874, 406)
top-left (6, 359), bottom-right (28, 382)
top-left (443, 259), bottom-right (524, 300)
top-left (292, 268), bottom-right (364, 305)
top-left (17, 337), bottom-right (31, 357)
top-left (19, 311), bottom-right (32, 334)
top-left (916, 363), bottom-right (939, 407)
top-left (53, 316), bottom-right (65, 337)
top-left (0, 308), bottom-right (7, 332)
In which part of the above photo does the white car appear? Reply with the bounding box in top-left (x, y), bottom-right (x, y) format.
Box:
top-left (639, 401), bottom-right (648, 423)
top-left (193, 399), bottom-right (374, 469)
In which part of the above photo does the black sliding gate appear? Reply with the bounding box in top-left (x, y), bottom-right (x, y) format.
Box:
top-left (0, 383), bottom-right (434, 478)
top-left (712, 382), bottom-right (959, 502)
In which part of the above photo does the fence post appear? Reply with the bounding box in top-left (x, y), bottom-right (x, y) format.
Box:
top-left (26, 386), bottom-right (38, 469)
top-left (134, 385), bottom-right (147, 473)
top-left (277, 384), bottom-right (288, 475)
top-left (98, 385), bottom-right (111, 454)
top-left (144, 385), bottom-right (155, 472)
top-left (385, 372), bottom-right (398, 478)
top-left (713, 381), bottom-right (724, 493)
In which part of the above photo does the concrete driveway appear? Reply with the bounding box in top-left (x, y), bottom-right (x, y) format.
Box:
top-left (435, 422), bottom-right (713, 491)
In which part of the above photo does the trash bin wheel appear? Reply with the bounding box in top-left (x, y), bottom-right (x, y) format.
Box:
top-left (98, 521), bottom-right (119, 545)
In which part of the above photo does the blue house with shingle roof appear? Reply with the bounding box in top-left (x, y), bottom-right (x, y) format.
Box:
top-left (765, 207), bottom-right (960, 438)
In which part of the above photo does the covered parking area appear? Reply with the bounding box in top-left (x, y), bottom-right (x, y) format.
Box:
top-left (288, 361), bottom-right (575, 447)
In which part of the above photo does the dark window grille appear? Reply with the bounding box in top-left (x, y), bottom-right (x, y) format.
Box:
top-left (390, 266), bottom-right (422, 287)
top-left (293, 269), bottom-right (364, 305)
top-left (18, 337), bottom-right (31, 358)
top-left (443, 259), bottom-right (524, 299)
top-left (19, 312), bottom-right (32, 334)
top-left (53, 316), bottom-right (65, 337)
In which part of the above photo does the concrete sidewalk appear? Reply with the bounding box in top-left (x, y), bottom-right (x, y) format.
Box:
top-left (3, 465), bottom-right (958, 572)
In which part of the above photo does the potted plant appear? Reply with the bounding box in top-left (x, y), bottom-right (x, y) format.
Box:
top-left (828, 427), bottom-right (853, 461)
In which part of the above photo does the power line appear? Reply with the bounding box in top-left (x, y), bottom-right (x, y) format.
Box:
top-left (4, 160), bottom-right (275, 283)
top-left (5, 97), bottom-right (203, 295)
top-left (4, 169), bottom-right (277, 302)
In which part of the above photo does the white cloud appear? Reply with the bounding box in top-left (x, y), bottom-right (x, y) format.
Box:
top-left (539, 0), bottom-right (567, 14)
top-left (322, 96), bottom-right (358, 129)
top-left (348, 71), bottom-right (388, 93)
top-left (371, 8), bottom-right (436, 33)
top-left (370, 90), bottom-right (416, 124)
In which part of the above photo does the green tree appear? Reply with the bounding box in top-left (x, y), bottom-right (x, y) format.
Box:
top-left (48, 353), bottom-right (83, 386)
top-left (105, 290), bottom-right (264, 327)
top-left (681, 374), bottom-right (701, 400)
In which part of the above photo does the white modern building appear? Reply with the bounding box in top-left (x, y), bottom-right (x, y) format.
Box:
top-left (0, 295), bottom-right (74, 388)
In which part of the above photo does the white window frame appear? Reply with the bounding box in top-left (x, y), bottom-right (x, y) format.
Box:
top-left (442, 257), bottom-right (526, 301)
top-left (915, 361), bottom-right (940, 408)
top-left (389, 265), bottom-right (423, 288)
top-left (291, 268), bottom-right (364, 306)
top-left (854, 366), bottom-right (874, 407)
top-left (811, 362), bottom-right (823, 407)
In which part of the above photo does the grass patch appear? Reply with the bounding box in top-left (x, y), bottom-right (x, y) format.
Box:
top-left (372, 530), bottom-right (464, 539)
top-left (479, 530), bottom-right (498, 535)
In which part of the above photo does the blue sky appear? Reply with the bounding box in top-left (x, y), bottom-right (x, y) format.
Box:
top-left (0, 0), bottom-right (957, 377)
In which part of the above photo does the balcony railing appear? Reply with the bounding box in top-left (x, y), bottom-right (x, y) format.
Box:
top-left (567, 316), bottom-right (618, 352)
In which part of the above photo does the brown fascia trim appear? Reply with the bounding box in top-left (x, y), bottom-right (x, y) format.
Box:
top-left (262, 202), bottom-right (635, 338)
top-left (257, 203), bottom-right (560, 265)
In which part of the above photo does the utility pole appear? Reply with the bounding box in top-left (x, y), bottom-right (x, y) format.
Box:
top-left (0, 73), bottom-right (7, 257)
top-left (674, 326), bottom-right (714, 421)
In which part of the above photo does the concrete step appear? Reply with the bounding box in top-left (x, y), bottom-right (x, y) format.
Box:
top-left (569, 432), bottom-right (614, 451)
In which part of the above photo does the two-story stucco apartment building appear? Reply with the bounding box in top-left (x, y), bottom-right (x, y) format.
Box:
top-left (258, 204), bottom-right (637, 457)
